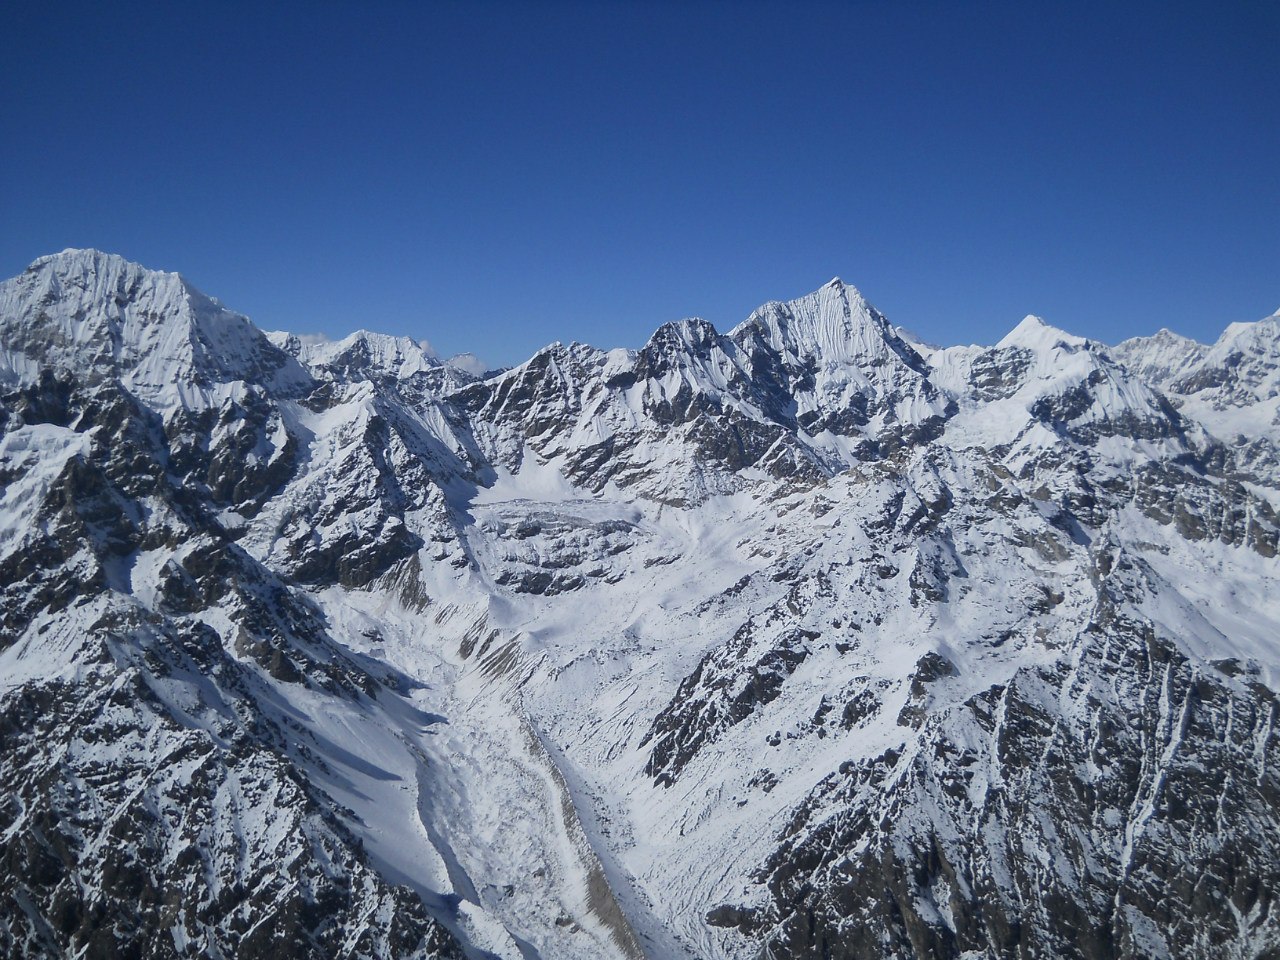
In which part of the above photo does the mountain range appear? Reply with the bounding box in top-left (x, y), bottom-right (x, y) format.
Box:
top-left (1, 249), bottom-right (1277, 959)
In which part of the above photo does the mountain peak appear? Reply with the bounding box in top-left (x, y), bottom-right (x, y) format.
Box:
top-left (31, 247), bottom-right (150, 271)
top-left (1, 249), bottom-right (310, 405)
top-left (1149, 327), bottom-right (1198, 343)
top-left (997, 314), bottom-right (1088, 352)
top-left (17, 249), bottom-right (209, 327)
top-left (643, 317), bottom-right (722, 354)
top-left (25, 248), bottom-right (192, 298)
top-left (729, 280), bottom-right (888, 361)
top-left (298, 329), bottom-right (442, 381)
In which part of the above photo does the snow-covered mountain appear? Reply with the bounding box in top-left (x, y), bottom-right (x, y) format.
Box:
top-left (2, 250), bottom-right (1277, 960)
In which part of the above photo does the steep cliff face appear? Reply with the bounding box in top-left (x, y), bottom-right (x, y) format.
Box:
top-left (2, 250), bottom-right (1277, 960)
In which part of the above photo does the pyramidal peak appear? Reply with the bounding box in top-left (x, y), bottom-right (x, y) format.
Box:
top-left (729, 278), bottom-right (895, 363)
top-left (1146, 327), bottom-right (1202, 344)
top-left (996, 314), bottom-right (1089, 352)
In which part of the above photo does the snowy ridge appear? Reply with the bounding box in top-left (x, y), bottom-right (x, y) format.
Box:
top-left (292, 330), bottom-right (442, 380)
top-left (1114, 314), bottom-right (1280, 449)
top-left (1112, 327), bottom-right (1209, 387)
top-left (1, 250), bottom-right (1278, 960)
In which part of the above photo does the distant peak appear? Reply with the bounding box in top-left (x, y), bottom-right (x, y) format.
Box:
top-left (997, 315), bottom-right (1088, 351)
top-left (644, 316), bottom-right (722, 352)
top-left (732, 279), bottom-right (878, 335)
top-left (1114, 328), bottom-right (1207, 355)
top-left (723, 279), bottom-right (935, 375)
top-left (445, 352), bottom-right (489, 377)
top-left (300, 328), bottom-right (443, 378)
top-left (337, 328), bottom-right (430, 352)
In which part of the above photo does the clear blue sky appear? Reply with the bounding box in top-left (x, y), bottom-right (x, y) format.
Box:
top-left (2, 1), bottom-right (1276, 365)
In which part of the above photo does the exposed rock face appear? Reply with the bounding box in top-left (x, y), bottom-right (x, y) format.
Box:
top-left (0, 615), bottom-right (465, 960)
top-left (739, 555), bottom-right (1280, 960)
top-left (2, 250), bottom-right (1278, 960)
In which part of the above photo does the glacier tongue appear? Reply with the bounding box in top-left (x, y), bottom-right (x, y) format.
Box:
top-left (1, 249), bottom-right (1279, 960)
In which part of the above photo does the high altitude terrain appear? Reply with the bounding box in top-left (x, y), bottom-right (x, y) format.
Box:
top-left (1, 250), bottom-right (1277, 960)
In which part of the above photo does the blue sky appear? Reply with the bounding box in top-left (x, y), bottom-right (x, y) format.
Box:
top-left (2, 1), bottom-right (1276, 365)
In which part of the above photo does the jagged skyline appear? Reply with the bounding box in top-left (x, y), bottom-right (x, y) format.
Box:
top-left (3, 2), bottom-right (1276, 364)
